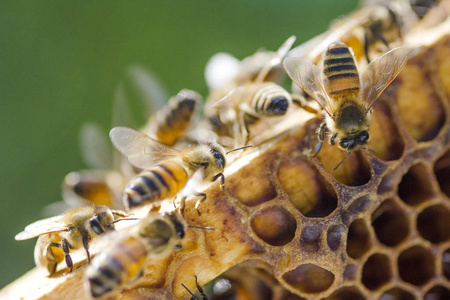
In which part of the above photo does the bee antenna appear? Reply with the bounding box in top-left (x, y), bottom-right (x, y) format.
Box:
top-left (333, 151), bottom-right (352, 171)
top-left (187, 225), bottom-right (215, 231)
top-left (181, 283), bottom-right (196, 298)
top-left (226, 145), bottom-right (253, 155)
top-left (113, 217), bottom-right (140, 223)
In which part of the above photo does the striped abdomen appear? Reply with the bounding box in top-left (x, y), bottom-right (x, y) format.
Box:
top-left (323, 42), bottom-right (360, 98)
top-left (244, 82), bottom-right (290, 117)
top-left (124, 161), bottom-right (188, 208)
top-left (154, 90), bottom-right (199, 146)
top-left (86, 236), bottom-right (148, 298)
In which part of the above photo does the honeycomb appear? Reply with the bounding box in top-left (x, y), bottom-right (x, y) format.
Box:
top-left (2, 9), bottom-right (450, 300)
top-left (104, 21), bottom-right (450, 300)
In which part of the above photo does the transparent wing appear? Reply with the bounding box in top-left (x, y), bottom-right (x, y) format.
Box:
top-left (109, 126), bottom-right (179, 169)
top-left (15, 215), bottom-right (67, 240)
top-left (79, 122), bottom-right (112, 170)
top-left (211, 87), bottom-right (242, 109)
top-left (283, 57), bottom-right (335, 117)
top-left (361, 47), bottom-right (409, 109)
top-left (255, 35), bottom-right (296, 82)
top-left (125, 65), bottom-right (168, 115)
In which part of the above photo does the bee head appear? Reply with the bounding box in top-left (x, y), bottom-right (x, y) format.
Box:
top-left (211, 148), bottom-right (226, 170)
top-left (89, 206), bottom-right (115, 235)
top-left (338, 130), bottom-right (369, 151)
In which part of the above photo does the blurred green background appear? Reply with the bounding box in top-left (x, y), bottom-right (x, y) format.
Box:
top-left (0, 0), bottom-right (357, 288)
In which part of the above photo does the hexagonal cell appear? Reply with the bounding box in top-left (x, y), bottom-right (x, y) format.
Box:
top-left (442, 248), bottom-right (450, 280)
top-left (398, 163), bottom-right (436, 206)
top-left (317, 143), bottom-right (372, 187)
top-left (361, 253), bottom-right (392, 290)
top-left (327, 225), bottom-right (346, 252)
top-left (434, 150), bottom-right (450, 198)
top-left (380, 287), bottom-right (414, 300)
top-left (250, 206), bottom-right (296, 246)
top-left (228, 155), bottom-right (276, 207)
top-left (372, 200), bottom-right (410, 247)
top-left (417, 204), bottom-right (450, 244)
top-left (327, 286), bottom-right (366, 300)
top-left (300, 225), bottom-right (322, 252)
top-left (282, 264), bottom-right (334, 294)
top-left (396, 60), bottom-right (446, 142)
top-left (369, 100), bottom-right (405, 161)
top-left (278, 155), bottom-right (338, 217)
top-left (398, 245), bottom-right (435, 286)
top-left (346, 219), bottom-right (372, 259)
top-left (424, 286), bottom-right (450, 300)
top-left (343, 264), bottom-right (358, 281)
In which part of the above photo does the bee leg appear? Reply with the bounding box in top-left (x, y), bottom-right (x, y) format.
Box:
top-left (47, 243), bottom-right (60, 275)
top-left (314, 122), bottom-right (327, 156)
top-left (82, 231), bottom-right (91, 263)
top-left (194, 275), bottom-right (208, 300)
top-left (330, 132), bottom-right (338, 146)
top-left (194, 192), bottom-right (207, 215)
top-left (212, 173), bottom-right (225, 190)
top-left (238, 110), bottom-right (251, 147)
top-left (179, 196), bottom-right (187, 216)
top-left (292, 94), bottom-right (318, 114)
top-left (61, 239), bottom-right (73, 273)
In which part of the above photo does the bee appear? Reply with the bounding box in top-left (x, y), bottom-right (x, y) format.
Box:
top-left (143, 89), bottom-right (201, 146)
top-left (15, 205), bottom-right (128, 275)
top-left (58, 89), bottom-right (200, 213)
top-left (210, 36), bottom-right (296, 146)
top-left (85, 211), bottom-right (186, 298)
top-left (284, 42), bottom-right (409, 169)
top-left (109, 126), bottom-right (227, 211)
top-left (289, 4), bottom-right (416, 64)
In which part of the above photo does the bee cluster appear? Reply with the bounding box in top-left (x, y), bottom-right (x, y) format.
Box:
top-left (5, 1), bottom-right (450, 299)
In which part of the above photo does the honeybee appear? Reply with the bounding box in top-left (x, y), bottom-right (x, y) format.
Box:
top-left (209, 36), bottom-right (296, 146)
top-left (85, 211), bottom-right (186, 298)
top-left (15, 205), bottom-right (128, 275)
top-left (289, 3), bottom-right (416, 64)
top-left (109, 126), bottom-right (227, 211)
top-left (143, 89), bottom-right (201, 146)
top-left (284, 42), bottom-right (409, 169)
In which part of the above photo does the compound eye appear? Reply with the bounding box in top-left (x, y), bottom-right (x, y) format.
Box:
top-left (340, 139), bottom-right (355, 150)
top-left (174, 222), bottom-right (185, 239)
top-left (212, 149), bottom-right (225, 169)
top-left (90, 215), bottom-right (105, 235)
top-left (359, 130), bottom-right (369, 142)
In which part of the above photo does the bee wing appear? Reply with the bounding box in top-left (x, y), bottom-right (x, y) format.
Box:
top-left (15, 215), bottom-right (68, 240)
top-left (283, 57), bottom-right (335, 117)
top-left (109, 126), bottom-right (179, 169)
top-left (255, 35), bottom-right (296, 82)
top-left (361, 47), bottom-right (409, 109)
top-left (211, 86), bottom-right (243, 109)
top-left (79, 122), bottom-right (112, 170)
top-left (125, 65), bottom-right (168, 116)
